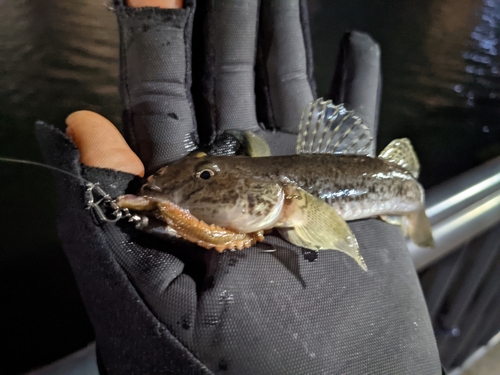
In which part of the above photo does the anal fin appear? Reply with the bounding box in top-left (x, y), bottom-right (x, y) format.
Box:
top-left (276, 186), bottom-right (367, 271)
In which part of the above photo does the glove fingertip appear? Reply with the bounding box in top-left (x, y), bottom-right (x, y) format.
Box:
top-left (329, 30), bottom-right (382, 151)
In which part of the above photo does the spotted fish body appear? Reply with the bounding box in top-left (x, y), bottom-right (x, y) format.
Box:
top-left (248, 154), bottom-right (424, 221)
top-left (118, 99), bottom-right (434, 271)
top-left (144, 154), bottom-right (422, 226)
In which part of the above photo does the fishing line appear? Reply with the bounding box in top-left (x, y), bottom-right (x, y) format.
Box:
top-left (0, 156), bottom-right (130, 222)
top-left (0, 156), bottom-right (94, 185)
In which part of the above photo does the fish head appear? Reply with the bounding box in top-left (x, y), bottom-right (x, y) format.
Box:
top-left (140, 155), bottom-right (285, 233)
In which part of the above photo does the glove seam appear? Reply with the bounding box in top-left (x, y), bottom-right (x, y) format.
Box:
top-left (298, 0), bottom-right (316, 98)
top-left (183, 0), bottom-right (198, 147)
top-left (255, 3), bottom-right (277, 131)
top-left (116, 6), bottom-right (136, 153)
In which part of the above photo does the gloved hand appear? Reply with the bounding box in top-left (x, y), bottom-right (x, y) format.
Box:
top-left (36, 0), bottom-right (442, 373)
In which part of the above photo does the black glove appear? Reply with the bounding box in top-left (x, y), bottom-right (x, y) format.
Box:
top-left (36, 1), bottom-right (441, 373)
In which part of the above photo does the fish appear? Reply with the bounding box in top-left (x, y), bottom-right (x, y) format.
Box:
top-left (117, 99), bottom-right (434, 271)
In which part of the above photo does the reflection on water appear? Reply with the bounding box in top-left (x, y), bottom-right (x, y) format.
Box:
top-left (310, 0), bottom-right (499, 187)
top-left (1, 0), bottom-right (499, 373)
top-left (0, 1), bottom-right (120, 373)
top-left (461, 0), bottom-right (500, 110)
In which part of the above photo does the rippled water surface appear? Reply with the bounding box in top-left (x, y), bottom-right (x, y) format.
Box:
top-left (1, 0), bottom-right (499, 373)
top-left (310, 0), bottom-right (500, 183)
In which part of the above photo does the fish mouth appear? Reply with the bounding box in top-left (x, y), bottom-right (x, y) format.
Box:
top-left (139, 182), bottom-right (167, 201)
top-left (116, 194), bottom-right (175, 228)
top-left (141, 175), bottom-right (163, 193)
top-left (118, 194), bottom-right (264, 252)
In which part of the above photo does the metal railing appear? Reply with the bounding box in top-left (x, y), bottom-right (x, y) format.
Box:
top-left (409, 157), bottom-right (500, 271)
top-left (413, 157), bottom-right (500, 371)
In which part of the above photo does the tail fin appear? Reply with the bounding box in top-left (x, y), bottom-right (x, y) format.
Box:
top-left (407, 209), bottom-right (434, 248)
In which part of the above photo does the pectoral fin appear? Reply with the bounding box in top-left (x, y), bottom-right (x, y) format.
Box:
top-left (276, 186), bottom-right (367, 271)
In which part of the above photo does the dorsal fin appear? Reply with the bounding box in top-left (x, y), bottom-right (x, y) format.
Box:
top-left (296, 98), bottom-right (373, 156)
top-left (378, 138), bottom-right (420, 178)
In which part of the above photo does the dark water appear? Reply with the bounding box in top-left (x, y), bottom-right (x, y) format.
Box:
top-left (1, 0), bottom-right (499, 373)
top-left (310, 0), bottom-right (500, 182)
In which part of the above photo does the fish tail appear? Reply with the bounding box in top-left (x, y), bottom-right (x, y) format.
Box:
top-left (407, 208), bottom-right (434, 248)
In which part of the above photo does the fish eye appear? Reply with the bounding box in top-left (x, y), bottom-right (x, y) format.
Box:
top-left (196, 169), bottom-right (215, 180)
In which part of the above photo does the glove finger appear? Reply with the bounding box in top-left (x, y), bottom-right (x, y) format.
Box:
top-left (329, 31), bottom-right (382, 155)
top-left (193, 0), bottom-right (261, 145)
top-left (115, 0), bottom-right (198, 174)
top-left (255, 0), bottom-right (315, 134)
top-left (65, 110), bottom-right (145, 177)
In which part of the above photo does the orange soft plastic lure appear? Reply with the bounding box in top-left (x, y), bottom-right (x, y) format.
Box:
top-left (117, 195), bottom-right (264, 252)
